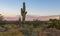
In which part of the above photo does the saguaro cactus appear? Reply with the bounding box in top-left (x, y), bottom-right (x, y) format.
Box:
top-left (21, 2), bottom-right (27, 24)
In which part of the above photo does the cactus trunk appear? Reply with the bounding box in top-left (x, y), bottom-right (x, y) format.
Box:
top-left (21, 2), bottom-right (27, 27)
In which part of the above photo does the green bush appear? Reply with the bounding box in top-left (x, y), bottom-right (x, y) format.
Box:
top-left (47, 19), bottom-right (60, 30)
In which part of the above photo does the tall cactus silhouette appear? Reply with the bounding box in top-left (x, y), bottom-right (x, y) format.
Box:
top-left (21, 2), bottom-right (27, 24)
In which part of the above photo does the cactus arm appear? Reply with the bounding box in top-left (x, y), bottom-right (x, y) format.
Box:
top-left (21, 8), bottom-right (23, 15)
top-left (25, 11), bottom-right (27, 15)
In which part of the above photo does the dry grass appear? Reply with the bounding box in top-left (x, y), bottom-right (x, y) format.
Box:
top-left (0, 24), bottom-right (24, 36)
top-left (0, 24), bottom-right (60, 36)
top-left (39, 28), bottom-right (60, 36)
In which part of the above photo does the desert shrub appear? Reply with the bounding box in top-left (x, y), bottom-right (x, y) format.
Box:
top-left (47, 19), bottom-right (60, 30)
top-left (0, 21), bottom-right (6, 26)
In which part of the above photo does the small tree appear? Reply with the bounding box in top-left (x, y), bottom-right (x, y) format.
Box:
top-left (0, 14), bottom-right (3, 21)
top-left (47, 19), bottom-right (59, 29)
top-left (0, 14), bottom-right (5, 25)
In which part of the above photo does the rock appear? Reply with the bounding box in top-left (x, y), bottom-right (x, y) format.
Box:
top-left (0, 26), bottom-right (8, 32)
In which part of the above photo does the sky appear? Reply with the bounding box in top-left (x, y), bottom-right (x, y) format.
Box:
top-left (0, 0), bottom-right (60, 17)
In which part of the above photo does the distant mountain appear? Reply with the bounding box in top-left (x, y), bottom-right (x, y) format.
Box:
top-left (4, 15), bottom-right (19, 21)
top-left (4, 15), bottom-right (60, 21)
top-left (26, 15), bottom-right (60, 21)
top-left (37, 15), bottom-right (59, 21)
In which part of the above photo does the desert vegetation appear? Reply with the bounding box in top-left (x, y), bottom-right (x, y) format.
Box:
top-left (0, 2), bottom-right (60, 36)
